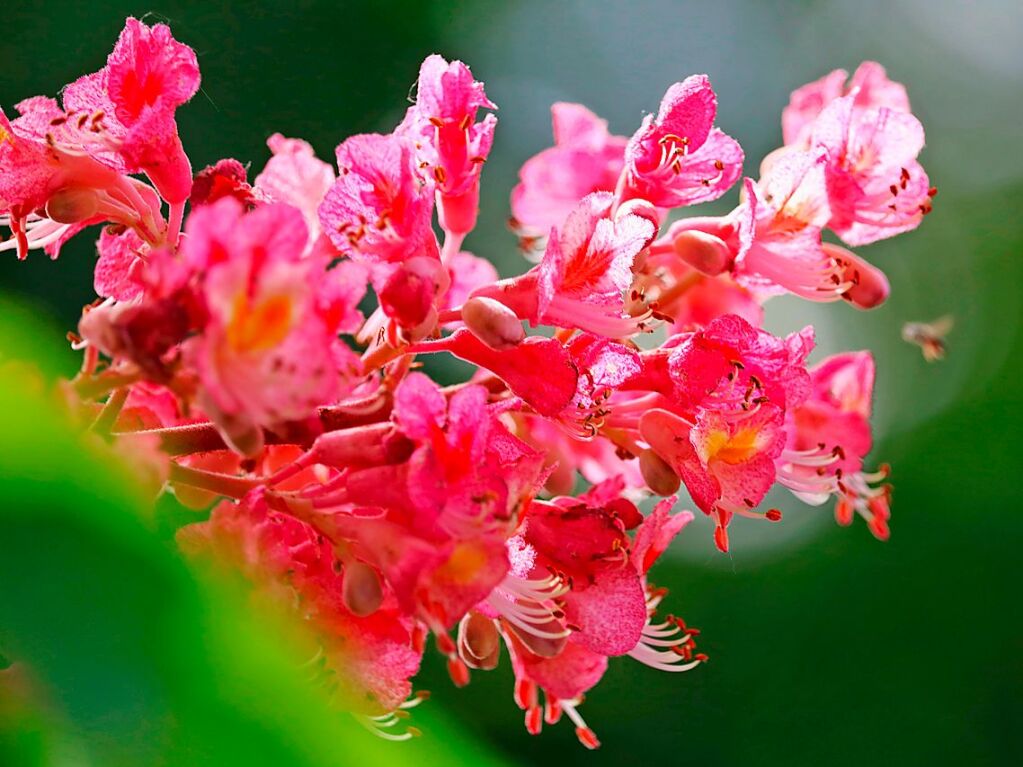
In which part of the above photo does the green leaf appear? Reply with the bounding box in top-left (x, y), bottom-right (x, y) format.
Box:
top-left (0, 304), bottom-right (509, 767)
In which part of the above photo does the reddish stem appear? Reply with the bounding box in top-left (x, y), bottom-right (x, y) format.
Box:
top-left (168, 462), bottom-right (261, 500)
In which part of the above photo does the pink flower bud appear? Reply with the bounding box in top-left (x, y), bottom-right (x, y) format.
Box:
top-left (457, 612), bottom-right (501, 670)
top-left (342, 561), bottom-right (383, 617)
top-left (639, 448), bottom-right (681, 496)
top-left (671, 229), bottom-right (731, 276)
top-left (45, 187), bottom-right (100, 224)
top-left (461, 296), bottom-right (525, 350)
top-left (824, 243), bottom-right (890, 309)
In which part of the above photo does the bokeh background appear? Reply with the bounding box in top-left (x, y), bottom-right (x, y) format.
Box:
top-left (1, 1), bottom-right (1021, 765)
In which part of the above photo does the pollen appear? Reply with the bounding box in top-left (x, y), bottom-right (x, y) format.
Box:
top-left (226, 292), bottom-right (293, 353)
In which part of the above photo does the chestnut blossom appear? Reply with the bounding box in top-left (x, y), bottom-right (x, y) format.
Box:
top-left (401, 55), bottom-right (497, 239)
top-left (3, 25), bottom-right (931, 749)
top-left (511, 102), bottom-right (628, 235)
top-left (782, 61), bottom-right (910, 147)
top-left (620, 75), bottom-right (744, 209)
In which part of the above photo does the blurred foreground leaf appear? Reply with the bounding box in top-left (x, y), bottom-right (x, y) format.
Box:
top-left (0, 304), bottom-right (507, 767)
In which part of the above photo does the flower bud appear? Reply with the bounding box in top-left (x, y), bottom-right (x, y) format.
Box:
top-left (457, 612), bottom-right (500, 670)
top-left (342, 561), bottom-right (383, 617)
top-left (461, 296), bottom-right (525, 350)
top-left (46, 187), bottom-right (100, 224)
top-left (640, 448), bottom-right (681, 496)
top-left (379, 256), bottom-right (450, 330)
top-left (671, 230), bottom-right (731, 276)
top-left (824, 243), bottom-right (890, 309)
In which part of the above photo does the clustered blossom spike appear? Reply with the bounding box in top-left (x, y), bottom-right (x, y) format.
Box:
top-left (1, 19), bottom-right (931, 750)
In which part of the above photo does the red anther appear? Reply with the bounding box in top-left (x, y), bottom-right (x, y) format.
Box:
top-left (879, 463), bottom-right (891, 478)
top-left (447, 656), bottom-right (470, 688)
top-left (575, 726), bottom-right (601, 750)
top-left (435, 632), bottom-right (456, 656)
top-left (411, 625), bottom-right (427, 654)
top-left (714, 524), bottom-right (729, 553)
top-left (927, 187), bottom-right (938, 197)
top-left (869, 516), bottom-right (891, 542)
top-left (695, 653), bottom-right (709, 662)
top-left (544, 698), bottom-right (563, 725)
top-left (514, 678), bottom-right (537, 710)
top-left (525, 705), bottom-right (543, 735)
top-left (407, 726), bottom-right (423, 738)
top-left (835, 498), bottom-right (854, 526)
top-left (687, 627), bottom-right (701, 636)
top-left (765, 508), bottom-right (783, 522)
top-left (341, 561), bottom-right (383, 617)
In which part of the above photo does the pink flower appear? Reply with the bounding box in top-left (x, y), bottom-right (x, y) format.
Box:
top-left (498, 492), bottom-right (699, 747)
top-left (274, 373), bottom-right (545, 635)
top-left (778, 351), bottom-right (891, 541)
top-left (620, 75), bottom-right (744, 209)
top-left (402, 55), bottom-right (497, 236)
top-left (392, 373), bottom-right (544, 542)
top-left (782, 61), bottom-right (910, 147)
top-left (319, 132), bottom-right (437, 264)
top-left (63, 18), bottom-right (201, 203)
top-left (94, 225), bottom-right (147, 300)
top-left (190, 158), bottom-right (260, 208)
top-left (182, 199), bottom-right (367, 453)
top-left (254, 133), bottom-right (337, 255)
top-left (733, 150), bottom-right (849, 302)
top-left (0, 103), bottom-right (136, 259)
top-left (810, 94), bottom-right (933, 245)
top-left (470, 192), bottom-right (657, 337)
top-left (511, 103), bottom-right (627, 234)
top-left (638, 315), bottom-right (814, 550)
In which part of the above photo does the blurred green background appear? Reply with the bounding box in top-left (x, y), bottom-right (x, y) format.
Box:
top-left (1, 1), bottom-right (1020, 765)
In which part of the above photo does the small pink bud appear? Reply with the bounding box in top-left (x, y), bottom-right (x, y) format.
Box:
top-left (671, 230), bottom-right (731, 276)
top-left (824, 243), bottom-right (890, 309)
top-left (342, 561), bottom-right (383, 617)
top-left (379, 256), bottom-right (450, 330)
top-left (45, 187), bottom-right (100, 224)
top-left (640, 448), bottom-right (681, 496)
top-left (461, 296), bottom-right (525, 350)
top-left (457, 612), bottom-right (501, 670)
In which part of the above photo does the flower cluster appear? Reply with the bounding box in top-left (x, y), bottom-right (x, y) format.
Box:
top-left (2, 22), bottom-right (930, 748)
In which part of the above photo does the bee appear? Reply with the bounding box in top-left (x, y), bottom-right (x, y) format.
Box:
top-left (901, 315), bottom-right (953, 362)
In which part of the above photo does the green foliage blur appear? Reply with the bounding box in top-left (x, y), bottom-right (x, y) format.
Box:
top-left (2, 1), bottom-right (1021, 765)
